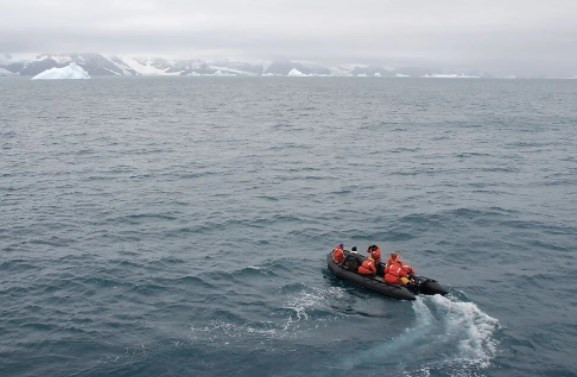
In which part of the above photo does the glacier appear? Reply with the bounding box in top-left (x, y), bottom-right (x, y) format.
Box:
top-left (32, 63), bottom-right (91, 80)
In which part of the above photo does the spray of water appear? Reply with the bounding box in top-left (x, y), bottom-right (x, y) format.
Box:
top-left (425, 294), bottom-right (499, 369)
top-left (338, 294), bottom-right (499, 376)
top-left (188, 286), bottom-right (345, 344)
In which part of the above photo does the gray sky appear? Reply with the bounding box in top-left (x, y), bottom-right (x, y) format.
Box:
top-left (1, 0), bottom-right (577, 76)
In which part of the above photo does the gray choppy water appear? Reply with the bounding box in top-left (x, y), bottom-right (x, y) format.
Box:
top-left (1, 77), bottom-right (577, 377)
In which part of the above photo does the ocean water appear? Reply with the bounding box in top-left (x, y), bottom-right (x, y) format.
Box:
top-left (1, 77), bottom-right (576, 377)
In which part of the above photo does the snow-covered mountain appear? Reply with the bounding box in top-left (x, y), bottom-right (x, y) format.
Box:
top-left (1, 53), bottom-right (132, 76)
top-left (0, 53), bottom-right (337, 77)
top-left (0, 52), bottom-right (492, 78)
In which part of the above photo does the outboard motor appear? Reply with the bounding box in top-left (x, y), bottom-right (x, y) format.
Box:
top-left (419, 278), bottom-right (448, 295)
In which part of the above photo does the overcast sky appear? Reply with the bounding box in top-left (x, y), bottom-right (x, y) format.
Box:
top-left (1, 0), bottom-right (576, 76)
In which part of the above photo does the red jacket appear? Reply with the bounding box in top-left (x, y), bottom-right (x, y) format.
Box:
top-left (369, 247), bottom-right (381, 264)
top-left (386, 257), bottom-right (415, 276)
top-left (402, 264), bottom-right (415, 276)
top-left (386, 257), bottom-right (398, 268)
top-left (385, 262), bottom-right (407, 284)
top-left (358, 259), bottom-right (376, 275)
top-left (332, 248), bottom-right (344, 264)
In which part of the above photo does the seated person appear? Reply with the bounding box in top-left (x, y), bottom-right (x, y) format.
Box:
top-left (358, 257), bottom-right (377, 276)
top-left (367, 244), bottom-right (382, 264)
top-left (386, 252), bottom-right (401, 268)
top-left (384, 257), bottom-right (409, 285)
top-left (341, 247), bottom-right (362, 270)
top-left (332, 243), bottom-right (345, 264)
top-left (368, 245), bottom-right (383, 275)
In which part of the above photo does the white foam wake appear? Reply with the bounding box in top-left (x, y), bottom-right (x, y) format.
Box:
top-left (338, 294), bottom-right (499, 376)
top-left (188, 286), bottom-right (345, 346)
top-left (283, 286), bottom-right (345, 322)
top-left (422, 294), bottom-right (499, 369)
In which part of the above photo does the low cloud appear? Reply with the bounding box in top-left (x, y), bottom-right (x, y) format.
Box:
top-left (1, 0), bottom-right (576, 77)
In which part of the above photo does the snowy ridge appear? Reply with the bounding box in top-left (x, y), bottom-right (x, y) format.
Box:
top-left (0, 52), bottom-right (524, 78)
top-left (0, 67), bottom-right (16, 76)
top-left (120, 57), bottom-right (178, 76)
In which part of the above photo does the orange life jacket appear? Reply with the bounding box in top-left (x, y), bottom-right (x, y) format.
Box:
top-left (332, 248), bottom-right (344, 264)
top-left (402, 264), bottom-right (415, 276)
top-left (386, 256), bottom-right (400, 268)
top-left (385, 262), bottom-right (407, 284)
top-left (358, 260), bottom-right (376, 275)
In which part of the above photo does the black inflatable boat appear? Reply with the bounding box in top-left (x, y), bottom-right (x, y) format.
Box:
top-left (327, 252), bottom-right (448, 301)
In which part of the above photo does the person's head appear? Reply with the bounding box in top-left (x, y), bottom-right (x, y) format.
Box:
top-left (351, 246), bottom-right (357, 251)
top-left (391, 252), bottom-right (400, 261)
top-left (339, 243), bottom-right (344, 249)
top-left (367, 257), bottom-right (374, 263)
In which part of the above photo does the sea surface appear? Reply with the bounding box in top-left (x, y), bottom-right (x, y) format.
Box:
top-left (1, 77), bottom-right (576, 377)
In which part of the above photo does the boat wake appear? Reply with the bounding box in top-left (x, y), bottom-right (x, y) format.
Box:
top-left (281, 286), bottom-right (346, 322)
top-left (188, 286), bottom-right (345, 348)
top-left (338, 294), bottom-right (499, 377)
top-left (409, 295), bottom-right (500, 375)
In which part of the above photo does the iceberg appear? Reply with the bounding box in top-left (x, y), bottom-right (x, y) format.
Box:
top-left (422, 73), bottom-right (479, 79)
top-left (287, 68), bottom-right (305, 77)
top-left (32, 63), bottom-right (91, 80)
top-left (212, 70), bottom-right (237, 77)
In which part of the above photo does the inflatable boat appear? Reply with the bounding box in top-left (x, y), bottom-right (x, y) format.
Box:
top-left (327, 252), bottom-right (448, 301)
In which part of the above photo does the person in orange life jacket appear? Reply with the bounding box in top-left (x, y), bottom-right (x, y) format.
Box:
top-left (386, 252), bottom-right (415, 273)
top-left (368, 244), bottom-right (383, 274)
top-left (332, 243), bottom-right (345, 264)
top-left (367, 245), bottom-right (382, 264)
top-left (384, 258), bottom-right (408, 284)
top-left (386, 252), bottom-right (401, 268)
top-left (358, 257), bottom-right (377, 275)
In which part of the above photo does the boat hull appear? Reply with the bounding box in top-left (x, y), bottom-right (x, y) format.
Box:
top-left (327, 254), bottom-right (416, 300)
top-left (327, 253), bottom-right (448, 300)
